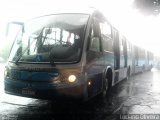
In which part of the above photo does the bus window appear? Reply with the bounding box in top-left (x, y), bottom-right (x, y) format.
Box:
top-left (100, 22), bottom-right (112, 38)
top-left (119, 35), bottom-right (125, 68)
top-left (122, 38), bottom-right (127, 67)
top-left (100, 22), bottom-right (113, 52)
top-left (135, 46), bottom-right (139, 66)
top-left (89, 21), bottom-right (101, 52)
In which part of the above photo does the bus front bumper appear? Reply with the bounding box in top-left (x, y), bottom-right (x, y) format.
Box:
top-left (4, 79), bottom-right (87, 101)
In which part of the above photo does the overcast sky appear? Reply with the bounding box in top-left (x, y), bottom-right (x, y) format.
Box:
top-left (0, 0), bottom-right (160, 55)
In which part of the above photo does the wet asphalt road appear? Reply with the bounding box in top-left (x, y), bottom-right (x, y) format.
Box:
top-left (0, 63), bottom-right (160, 120)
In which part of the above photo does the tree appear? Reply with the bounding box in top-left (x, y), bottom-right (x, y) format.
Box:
top-left (133, 0), bottom-right (160, 15)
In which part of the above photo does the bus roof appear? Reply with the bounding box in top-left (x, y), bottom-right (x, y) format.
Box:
top-left (31, 7), bottom-right (101, 19)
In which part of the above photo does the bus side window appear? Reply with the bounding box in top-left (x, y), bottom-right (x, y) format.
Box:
top-left (119, 35), bottom-right (124, 68)
top-left (100, 22), bottom-right (112, 38)
top-left (122, 38), bottom-right (127, 67)
top-left (89, 20), bottom-right (101, 52)
top-left (135, 46), bottom-right (139, 66)
top-left (100, 22), bottom-right (113, 52)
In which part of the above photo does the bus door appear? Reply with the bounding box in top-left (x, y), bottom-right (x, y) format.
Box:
top-left (134, 46), bottom-right (139, 73)
top-left (113, 28), bottom-right (120, 83)
top-left (99, 21), bottom-right (114, 68)
top-left (119, 35), bottom-right (127, 80)
top-left (86, 18), bottom-right (104, 97)
top-left (127, 41), bottom-right (133, 75)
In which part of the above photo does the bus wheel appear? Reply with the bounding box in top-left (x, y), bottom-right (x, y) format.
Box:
top-left (99, 70), bottom-right (112, 98)
top-left (99, 77), bottom-right (108, 97)
top-left (103, 73), bottom-right (112, 97)
top-left (107, 74), bottom-right (112, 95)
top-left (126, 67), bottom-right (130, 80)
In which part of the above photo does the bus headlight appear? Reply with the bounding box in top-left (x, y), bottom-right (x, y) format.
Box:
top-left (68, 75), bottom-right (77, 83)
top-left (53, 68), bottom-right (81, 84)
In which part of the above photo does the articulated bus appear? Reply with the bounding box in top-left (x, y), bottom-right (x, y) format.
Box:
top-left (4, 9), bottom-right (153, 101)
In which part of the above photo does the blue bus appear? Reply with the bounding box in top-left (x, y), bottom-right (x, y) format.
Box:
top-left (4, 9), bottom-right (153, 101)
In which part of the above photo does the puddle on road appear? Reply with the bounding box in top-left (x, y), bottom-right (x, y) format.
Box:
top-left (152, 72), bottom-right (160, 93)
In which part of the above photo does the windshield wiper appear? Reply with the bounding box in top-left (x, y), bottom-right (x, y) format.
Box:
top-left (34, 27), bottom-right (45, 52)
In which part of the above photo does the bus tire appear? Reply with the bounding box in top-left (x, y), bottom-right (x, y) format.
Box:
top-left (100, 76), bottom-right (108, 97)
top-left (102, 70), bottom-right (112, 97)
top-left (106, 71), bottom-right (112, 95)
top-left (126, 67), bottom-right (130, 80)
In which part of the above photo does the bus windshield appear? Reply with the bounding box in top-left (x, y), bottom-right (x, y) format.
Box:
top-left (9, 14), bottom-right (89, 64)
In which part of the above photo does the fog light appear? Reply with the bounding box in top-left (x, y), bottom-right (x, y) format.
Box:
top-left (68, 75), bottom-right (76, 83)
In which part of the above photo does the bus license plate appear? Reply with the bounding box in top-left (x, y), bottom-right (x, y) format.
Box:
top-left (22, 88), bottom-right (35, 95)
